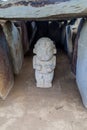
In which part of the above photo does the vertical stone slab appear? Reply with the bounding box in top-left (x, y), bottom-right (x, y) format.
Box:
top-left (3, 21), bottom-right (24, 74)
top-left (76, 20), bottom-right (87, 108)
top-left (0, 25), bottom-right (14, 99)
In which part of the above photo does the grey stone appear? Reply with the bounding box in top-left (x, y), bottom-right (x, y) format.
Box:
top-left (33, 37), bottom-right (56, 88)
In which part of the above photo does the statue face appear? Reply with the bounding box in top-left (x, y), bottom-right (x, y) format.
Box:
top-left (34, 37), bottom-right (56, 61)
top-left (37, 46), bottom-right (54, 61)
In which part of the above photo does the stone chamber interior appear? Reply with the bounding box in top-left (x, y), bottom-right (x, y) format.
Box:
top-left (0, 19), bottom-right (87, 130)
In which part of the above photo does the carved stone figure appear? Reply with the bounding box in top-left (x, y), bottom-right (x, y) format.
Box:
top-left (33, 37), bottom-right (56, 88)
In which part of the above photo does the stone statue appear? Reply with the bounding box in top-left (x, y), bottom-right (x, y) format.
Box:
top-left (33, 37), bottom-right (56, 88)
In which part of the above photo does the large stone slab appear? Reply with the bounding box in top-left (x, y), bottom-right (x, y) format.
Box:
top-left (0, 0), bottom-right (87, 20)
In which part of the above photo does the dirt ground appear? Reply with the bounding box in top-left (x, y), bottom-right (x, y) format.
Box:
top-left (0, 52), bottom-right (87, 130)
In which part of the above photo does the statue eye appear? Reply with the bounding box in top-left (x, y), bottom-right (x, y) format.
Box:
top-left (50, 48), bottom-right (52, 51)
top-left (48, 49), bottom-right (52, 53)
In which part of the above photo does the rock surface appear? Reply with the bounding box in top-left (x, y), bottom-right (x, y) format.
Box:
top-left (3, 21), bottom-right (23, 74)
top-left (0, 0), bottom-right (87, 20)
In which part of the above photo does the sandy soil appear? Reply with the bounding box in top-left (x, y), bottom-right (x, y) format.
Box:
top-left (0, 53), bottom-right (87, 130)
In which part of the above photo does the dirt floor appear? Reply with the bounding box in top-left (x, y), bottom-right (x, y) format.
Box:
top-left (0, 52), bottom-right (87, 130)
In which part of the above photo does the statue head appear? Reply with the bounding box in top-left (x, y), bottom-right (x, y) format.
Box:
top-left (33, 37), bottom-right (56, 61)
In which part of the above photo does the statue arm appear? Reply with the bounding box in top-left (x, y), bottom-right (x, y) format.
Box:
top-left (46, 56), bottom-right (56, 72)
top-left (33, 56), bottom-right (41, 71)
